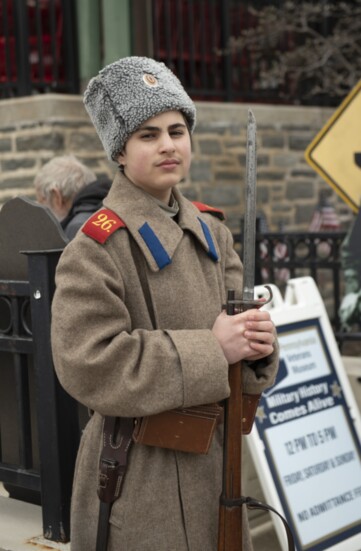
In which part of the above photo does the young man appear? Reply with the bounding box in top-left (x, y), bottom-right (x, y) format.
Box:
top-left (51, 56), bottom-right (278, 550)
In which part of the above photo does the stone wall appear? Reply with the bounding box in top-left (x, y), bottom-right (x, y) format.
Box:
top-left (0, 94), bottom-right (354, 233)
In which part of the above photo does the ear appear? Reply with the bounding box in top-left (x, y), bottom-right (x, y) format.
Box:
top-left (117, 151), bottom-right (126, 166)
top-left (51, 187), bottom-right (64, 209)
top-left (50, 188), bottom-right (72, 219)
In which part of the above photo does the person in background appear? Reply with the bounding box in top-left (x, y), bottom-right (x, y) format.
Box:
top-left (34, 155), bottom-right (111, 239)
top-left (51, 56), bottom-right (279, 551)
top-left (59, 177), bottom-right (112, 240)
top-left (339, 208), bottom-right (361, 331)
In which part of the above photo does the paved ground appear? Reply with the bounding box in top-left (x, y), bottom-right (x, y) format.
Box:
top-left (0, 493), bottom-right (70, 551)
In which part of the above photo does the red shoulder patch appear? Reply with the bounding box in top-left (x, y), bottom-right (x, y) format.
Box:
top-left (192, 201), bottom-right (225, 221)
top-left (82, 209), bottom-right (127, 244)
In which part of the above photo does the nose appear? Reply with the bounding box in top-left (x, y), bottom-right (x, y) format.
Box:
top-left (159, 132), bottom-right (176, 153)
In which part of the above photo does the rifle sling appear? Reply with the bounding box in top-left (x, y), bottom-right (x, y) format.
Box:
top-left (220, 495), bottom-right (295, 551)
top-left (95, 239), bottom-right (156, 550)
top-left (247, 497), bottom-right (295, 551)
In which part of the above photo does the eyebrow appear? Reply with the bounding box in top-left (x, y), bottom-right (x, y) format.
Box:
top-left (136, 122), bottom-right (187, 132)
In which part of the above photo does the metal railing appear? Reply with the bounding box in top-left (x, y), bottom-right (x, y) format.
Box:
top-left (234, 229), bottom-right (361, 349)
top-left (1, 0), bottom-right (342, 105)
top-left (0, 0), bottom-right (78, 98)
top-left (0, 250), bottom-right (79, 543)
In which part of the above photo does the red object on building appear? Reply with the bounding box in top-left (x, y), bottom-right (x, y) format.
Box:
top-left (0, 0), bottom-right (64, 87)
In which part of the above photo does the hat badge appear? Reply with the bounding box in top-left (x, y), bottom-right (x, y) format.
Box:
top-left (143, 73), bottom-right (158, 87)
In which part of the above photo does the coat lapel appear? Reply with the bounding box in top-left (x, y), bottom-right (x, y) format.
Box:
top-left (174, 188), bottom-right (220, 263)
top-left (103, 173), bottom-right (220, 271)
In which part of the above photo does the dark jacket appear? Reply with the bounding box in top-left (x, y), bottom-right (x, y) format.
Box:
top-left (61, 179), bottom-right (112, 240)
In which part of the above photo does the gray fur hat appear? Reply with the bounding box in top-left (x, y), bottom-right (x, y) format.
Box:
top-left (83, 56), bottom-right (196, 162)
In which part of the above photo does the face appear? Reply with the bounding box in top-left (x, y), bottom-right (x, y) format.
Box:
top-left (117, 110), bottom-right (192, 203)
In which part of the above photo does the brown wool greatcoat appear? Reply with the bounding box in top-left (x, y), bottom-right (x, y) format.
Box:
top-left (51, 173), bottom-right (279, 551)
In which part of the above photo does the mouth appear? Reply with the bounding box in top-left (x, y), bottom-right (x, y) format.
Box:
top-left (157, 159), bottom-right (180, 168)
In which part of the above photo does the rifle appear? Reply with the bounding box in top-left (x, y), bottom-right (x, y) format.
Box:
top-left (217, 109), bottom-right (264, 550)
top-left (217, 111), bottom-right (294, 551)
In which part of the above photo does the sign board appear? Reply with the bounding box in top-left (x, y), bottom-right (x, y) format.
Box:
top-left (305, 80), bottom-right (361, 213)
top-left (249, 277), bottom-right (361, 551)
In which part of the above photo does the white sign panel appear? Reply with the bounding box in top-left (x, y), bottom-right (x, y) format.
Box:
top-left (249, 278), bottom-right (361, 551)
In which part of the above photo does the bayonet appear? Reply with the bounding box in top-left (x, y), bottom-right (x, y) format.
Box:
top-left (226, 109), bottom-right (272, 311)
top-left (242, 109), bottom-right (257, 302)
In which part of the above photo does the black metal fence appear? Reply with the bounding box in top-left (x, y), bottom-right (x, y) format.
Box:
top-left (0, 0), bottom-right (78, 98)
top-left (1, 0), bottom-right (349, 105)
top-left (152, 0), bottom-right (347, 106)
top-left (234, 229), bottom-right (361, 351)
top-left (0, 251), bottom-right (79, 542)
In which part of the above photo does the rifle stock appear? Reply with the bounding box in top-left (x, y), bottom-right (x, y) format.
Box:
top-left (217, 358), bottom-right (244, 551)
top-left (218, 289), bottom-right (244, 551)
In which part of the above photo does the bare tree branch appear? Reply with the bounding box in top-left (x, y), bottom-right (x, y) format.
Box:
top-left (217, 0), bottom-right (361, 103)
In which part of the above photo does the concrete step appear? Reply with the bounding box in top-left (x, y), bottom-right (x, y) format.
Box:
top-left (0, 491), bottom-right (69, 551)
top-left (250, 518), bottom-right (282, 551)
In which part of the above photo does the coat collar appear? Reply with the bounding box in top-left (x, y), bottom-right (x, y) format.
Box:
top-left (103, 173), bottom-right (220, 271)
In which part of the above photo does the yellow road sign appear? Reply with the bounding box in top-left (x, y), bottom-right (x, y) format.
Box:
top-left (305, 80), bottom-right (361, 213)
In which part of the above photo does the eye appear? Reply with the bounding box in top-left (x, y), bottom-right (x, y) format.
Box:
top-left (170, 129), bottom-right (185, 137)
top-left (140, 132), bottom-right (156, 140)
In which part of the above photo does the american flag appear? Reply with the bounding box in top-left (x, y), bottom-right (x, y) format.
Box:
top-left (308, 195), bottom-right (340, 231)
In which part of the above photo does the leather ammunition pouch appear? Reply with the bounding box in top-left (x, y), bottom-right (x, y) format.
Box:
top-left (133, 403), bottom-right (223, 454)
top-left (132, 393), bottom-right (260, 454)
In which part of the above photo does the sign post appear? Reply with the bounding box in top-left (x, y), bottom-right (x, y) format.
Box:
top-left (305, 80), bottom-right (361, 213)
top-left (249, 277), bottom-right (361, 551)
